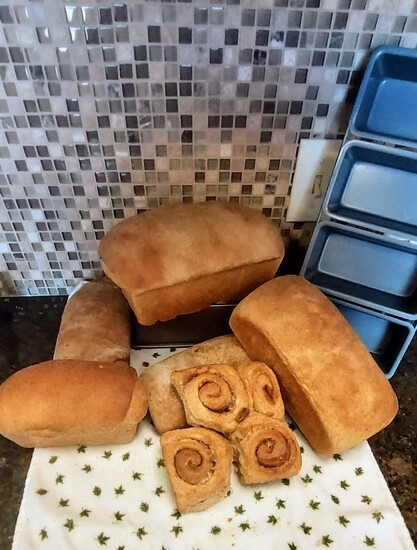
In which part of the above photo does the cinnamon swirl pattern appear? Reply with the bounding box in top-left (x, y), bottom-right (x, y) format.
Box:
top-left (171, 364), bottom-right (250, 435)
top-left (230, 413), bottom-right (302, 485)
top-left (160, 427), bottom-right (233, 513)
top-left (237, 361), bottom-right (285, 420)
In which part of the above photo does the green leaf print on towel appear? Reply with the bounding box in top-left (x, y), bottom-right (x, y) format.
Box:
top-left (321, 534), bottom-right (333, 546)
top-left (171, 525), bottom-right (183, 538)
top-left (96, 532), bottom-right (110, 545)
top-left (63, 519), bottom-right (75, 532)
top-left (338, 515), bottom-right (350, 527)
top-left (309, 500), bottom-right (320, 510)
top-left (372, 511), bottom-right (384, 523)
top-left (136, 527), bottom-right (147, 540)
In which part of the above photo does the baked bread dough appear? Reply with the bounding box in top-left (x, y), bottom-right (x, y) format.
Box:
top-left (99, 202), bottom-right (284, 325)
top-left (237, 361), bottom-right (285, 420)
top-left (141, 335), bottom-right (250, 434)
top-left (230, 413), bottom-right (302, 484)
top-left (0, 360), bottom-right (147, 447)
top-left (160, 427), bottom-right (233, 513)
top-left (54, 277), bottom-right (131, 364)
top-left (229, 275), bottom-right (399, 454)
top-left (171, 364), bottom-right (250, 435)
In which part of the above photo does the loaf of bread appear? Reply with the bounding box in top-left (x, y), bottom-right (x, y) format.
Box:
top-left (54, 278), bottom-right (131, 364)
top-left (229, 275), bottom-right (399, 454)
top-left (141, 334), bottom-right (251, 433)
top-left (0, 360), bottom-right (148, 448)
top-left (99, 201), bottom-right (284, 325)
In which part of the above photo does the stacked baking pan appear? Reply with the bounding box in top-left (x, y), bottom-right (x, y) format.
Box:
top-left (301, 45), bottom-right (417, 378)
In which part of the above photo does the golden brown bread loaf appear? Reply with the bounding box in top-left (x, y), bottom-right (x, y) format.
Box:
top-left (99, 201), bottom-right (284, 325)
top-left (54, 277), bottom-right (131, 364)
top-left (140, 335), bottom-right (251, 433)
top-left (0, 360), bottom-right (148, 448)
top-left (229, 275), bottom-right (399, 454)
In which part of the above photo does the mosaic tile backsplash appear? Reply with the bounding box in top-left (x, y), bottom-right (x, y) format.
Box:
top-left (1, 0), bottom-right (417, 296)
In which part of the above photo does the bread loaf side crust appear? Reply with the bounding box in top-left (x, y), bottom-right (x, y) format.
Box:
top-left (54, 278), bottom-right (131, 363)
top-left (99, 202), bottom-right (284, 323)
top-left (99, 202), bottom-right (284, 294)
top-left (0, 360), bottom-right (147, 448)
top-left (229, 275), bottom-right (399, 454)
top-left (123, 259), bottom-right (279, 325)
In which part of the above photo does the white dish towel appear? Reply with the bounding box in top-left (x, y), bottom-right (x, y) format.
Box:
top-left (13, 347), bottom-right (415, 550)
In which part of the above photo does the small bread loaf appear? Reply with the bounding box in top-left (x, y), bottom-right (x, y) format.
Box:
top-left (99, 201), bottom-right (284, 325)
top-left (171, 364), bottom-right (250, 435)
top-left (141, 335), bottom-right (250, 434)
top-left (229, 275), bottom-right (398, 454)
top-left (0, 360), bottom-right (148, 448)
top-left (54, 277), bottom-right (131, 364)
top-left (160, 427), bottom-right (233, 513)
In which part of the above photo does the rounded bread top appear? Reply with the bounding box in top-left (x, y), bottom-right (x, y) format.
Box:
top-left (98, 201), bottom-right (284, 293)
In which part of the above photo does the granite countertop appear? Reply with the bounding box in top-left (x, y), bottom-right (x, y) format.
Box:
top-left (0, 297), bottom-right (416, 548)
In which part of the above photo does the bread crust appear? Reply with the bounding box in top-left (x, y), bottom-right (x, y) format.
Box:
top-left (237, 362), bottom-right (285, 420)
top-left (230, 275), bottom-right (399, 454)
top-left (99, 202), bottom-right (284, 324)
top-left (141, 335), bottom-right (250, 434)
top-left (54, 278), bottom-right (131, 363)
top-left (230, 413), bottom-right (302, 484)
top-left (0, 360), bottom-right (148, 447)
top-left (171, 364), bottom-right (250, 434)
top-left (160, 427), bottom-right (233, 513)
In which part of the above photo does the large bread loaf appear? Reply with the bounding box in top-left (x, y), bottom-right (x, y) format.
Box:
top-left (99, 202), bottom-right (284, 325)
top-left (0, 360), bottom-right (148, 448)
top-left (229, 275), bottom-right (398, 454)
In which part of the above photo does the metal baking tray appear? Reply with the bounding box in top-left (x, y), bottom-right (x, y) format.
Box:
top-left (322, 141), bottom-right (417, 239)
top-left (130, 303), bottom-right (236, 348)
top-left (331, 297), bottom-right (416, 379)
top-left (301, 221), bottom-right (417, 320)
top-left (349, 45), bottom-right (417, 148)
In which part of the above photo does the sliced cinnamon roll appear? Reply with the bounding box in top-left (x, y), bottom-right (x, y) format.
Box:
top-left (160, 427), bottom-right (233, 513)
top-left (237, 361), bottom-right (285, 420)
top-left (230, 413), bottom-right (302, 485)
top-left (171, 364), bottom-right (250, 434)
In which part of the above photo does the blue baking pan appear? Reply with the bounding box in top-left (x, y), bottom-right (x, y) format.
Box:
top-left (301, 221), bottom-right (417, 320)
top-left (350, 45), bottom-right (417, 148)
top-left (322, 141), bottom-right (417, 238)
top-left (331, 297), bottom-right (415, 378)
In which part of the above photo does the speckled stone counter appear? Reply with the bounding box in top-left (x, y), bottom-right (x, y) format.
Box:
top-left (0, 297), bottom-right (416, 549)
